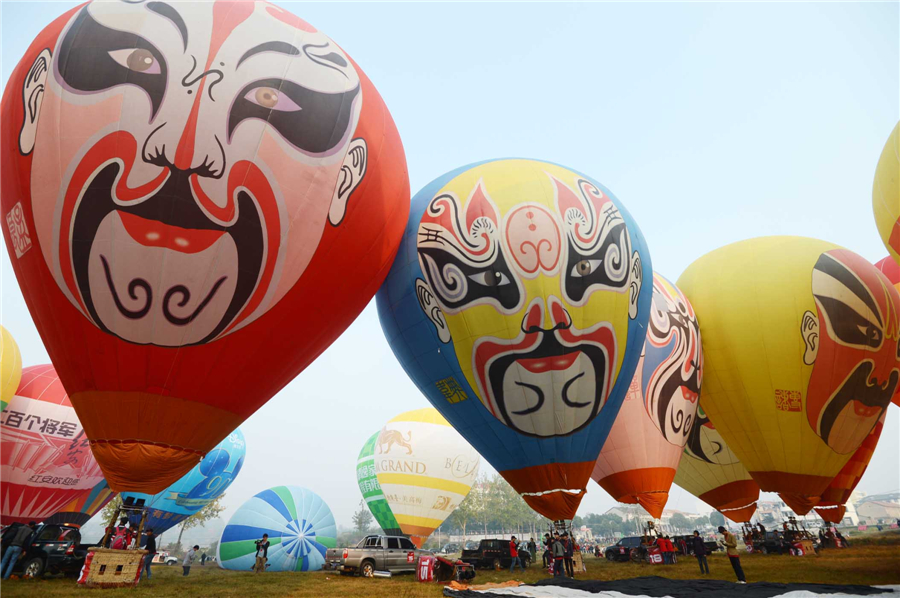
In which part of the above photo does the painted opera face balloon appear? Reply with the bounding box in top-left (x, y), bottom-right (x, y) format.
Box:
top-left (22, 1), bottom-right (366, 346)
top-left (415, 161), bottom-right (643, 437)
top-left (642, 275), bottom-right (702, 445)
top-left (802, 248), bottom-right (900, 454)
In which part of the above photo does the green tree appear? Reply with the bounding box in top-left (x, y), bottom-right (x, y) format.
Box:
top-left (352, 500), bottom-right (373, 534)
top-left (446, 487), bottom-right (478, 536)
top-left (175, 495), bottom-right (227, 549)
top-left (709, 511), bottom-right (726, 528)
top-left (669, 513), bottom-right (692, 532)
top-left (99, 494), bottom-right (123, 527)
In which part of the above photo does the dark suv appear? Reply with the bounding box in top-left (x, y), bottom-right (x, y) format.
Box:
top-left (461, 539), bottom-right (531, 570)
top-left (604, 536), bottom-right (644, 562)
top-left (0, 522), bottom-right (95, 578)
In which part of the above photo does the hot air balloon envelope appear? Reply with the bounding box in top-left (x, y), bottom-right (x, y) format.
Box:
top-left (873, 122), bottom-right (900, 265)
top-left (218, 486), bottom-right (336, 572)
top-left (677, 237), bottom-right (900, 514)
top-left (592, 275), bottom-right (701, 519)
top-left (377, 159), bottom-right (652, 520)
top-left (357, 431), bottom-right (402, 536)
top-left (374, 409), bottom-right (479, 546)
top-left (0, 325), bottom-right (22, 412)
top-left (0, 1), bottom-right (408, 493)
top-left (121, 428), bottom-right (245, 534)
top-left (1, 365), bottom-right (105, 524)
top-left (674, 406), bottom-right (760, 523)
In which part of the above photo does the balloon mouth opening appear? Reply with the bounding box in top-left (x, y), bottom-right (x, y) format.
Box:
top-left (68, 161), bottom-right (266, 345)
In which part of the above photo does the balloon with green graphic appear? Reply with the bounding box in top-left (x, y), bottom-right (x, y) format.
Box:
top-left (357, 432), bottom-right (403, 536)
top-left (218, 486), bottom-right (336, 572)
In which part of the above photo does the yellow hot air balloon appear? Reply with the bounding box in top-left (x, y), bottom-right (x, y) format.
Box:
top-left (873, 122), bottom-right (900, 266)
top-left (678, 237), bottom-right (900, 515)
top-left (374, 408), bottom-right (480, 547)
top-left (673, 406), bottom-right (760, 523)
top-left (0, 326), bottom-right (23, 412)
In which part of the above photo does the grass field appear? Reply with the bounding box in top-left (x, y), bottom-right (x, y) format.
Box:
top-left (2, 532), bottom-right (898, 597)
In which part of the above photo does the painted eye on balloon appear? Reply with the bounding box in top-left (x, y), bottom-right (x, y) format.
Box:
top-left (570, 259), bottom-right (601, 278)
top-left (244, 87), bottom-right (302, 112)
top-left (468, 270), bottom-right (510, 287)
top-left (108, 48), bottom-right (161, 75)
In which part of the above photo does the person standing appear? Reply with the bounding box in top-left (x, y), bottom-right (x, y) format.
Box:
top-left (542, 534), bottom-right (551, 568)
top-left (719, 526), bottom-right (746, 583)
top-left (1, 521), bottom-right (36, 580)
top-left (562, 532), bottom-right (574, 578)
top-left (551, 533), bottom-right (565, 577)
top-left (253, 534), bottom-right (270, 573)
top-left (692, 530), bottom-right (709, 574)
top-left (183, 545), bottom-right (198, 576)
top-left (508, 536), bottom-right (524, 573)
top-left (527, 538), bottom-right (537, 563)
top-left (140, 529), bottom-right (156, 581)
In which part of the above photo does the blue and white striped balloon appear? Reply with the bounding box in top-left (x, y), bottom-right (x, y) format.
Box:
top-left (218, 486), bottom-right (336, 572)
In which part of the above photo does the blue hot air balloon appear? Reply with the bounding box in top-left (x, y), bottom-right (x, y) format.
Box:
top-left (376, 159), bottom-right (652, 520)
top-left (218, 486), bottom-right (336, 572)
top-left (121, 429), bottom-right (245, 534)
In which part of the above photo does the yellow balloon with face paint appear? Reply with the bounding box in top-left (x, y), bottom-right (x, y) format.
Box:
top-left (678, 237), bottom-right (900, 515)
top-left (873, 121), bottom-right (900, 266)
top-left (416, 160), bottom-right (639, 438)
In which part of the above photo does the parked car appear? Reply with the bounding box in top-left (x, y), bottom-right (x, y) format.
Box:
top-left (603, 536), bottom-right (644, 562)
top-left (460, 539), bottom-right (531, 570)
top-left (671, 534), bottom-right (720, 556)
top-left (438, 542), bottom-right (460, 554)
top-left (324, 534), bottom-right (432, 577)
top-left (463, 541), bottom-right (480, 551)
top-left (0, 522), bottom-right (98, 578)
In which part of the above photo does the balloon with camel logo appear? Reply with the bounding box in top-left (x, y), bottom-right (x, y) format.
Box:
top-left (357, 431), bottom-right (403, 536)
top-left (373, 408), bottom-right (480, 547)
top-left (0, 325), bottom-right (22, 412)
top-left (591, 274), bottom-right (702, 519)
top-left (376, 159), bottom-right (652, 521)
top-left (0, 1), bottom-right (409, 494)
top-left (677, 236), bottom-right (900, 515)
top-left (120, 428), bottom-right (245, 534)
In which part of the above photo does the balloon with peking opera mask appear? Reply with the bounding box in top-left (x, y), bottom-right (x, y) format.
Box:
top-left (0, 1), bottom-right (409, 493)
top-left (1, 365), bottom-right (106, 525)
top-left (1, 325), bottom-right (23, 412)
top-left (677, 237), bottom-right (900, 515)
top-left (591, 274), bottom-right (701, 519)
top-left (872, 121), bottom-right (899, 266)
top-left (376, 159), bottom-right (652, 520)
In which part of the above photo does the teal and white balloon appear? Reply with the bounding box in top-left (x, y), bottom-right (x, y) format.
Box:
top-left (218, 486), bottom-right (336, 572)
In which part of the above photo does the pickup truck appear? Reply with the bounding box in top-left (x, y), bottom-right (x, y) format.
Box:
top-left (325, 534), bottom-right (432, 577)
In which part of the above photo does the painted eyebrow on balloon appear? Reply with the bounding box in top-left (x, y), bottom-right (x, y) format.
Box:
top-left (237, 41), bottom-right (301, 69)
top-left (813, 253), bottom-right (881, 326)
top-left (146, 1), bottom-right (188, 52)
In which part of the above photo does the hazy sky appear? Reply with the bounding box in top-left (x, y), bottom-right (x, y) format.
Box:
top-left (1, 1), bottom-right (898, 530)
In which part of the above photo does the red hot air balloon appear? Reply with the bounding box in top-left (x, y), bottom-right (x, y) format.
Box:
top-left (1, 2), bottom-right (408, 492)
top-left (1, 365), bottom-right (106, 525)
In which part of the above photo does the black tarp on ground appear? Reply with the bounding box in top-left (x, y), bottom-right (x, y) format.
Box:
top-left (443, 576), bottom-right (893, 598)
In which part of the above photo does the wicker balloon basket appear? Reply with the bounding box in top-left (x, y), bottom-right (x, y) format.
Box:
top-left (77, 548), bottom-right (148, 588)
